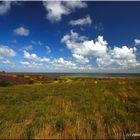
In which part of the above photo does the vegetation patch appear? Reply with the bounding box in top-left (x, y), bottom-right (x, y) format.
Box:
top-left (0, 76), bottom-right (140, 139)
top-left (0, 80), bottom-right (13, 87)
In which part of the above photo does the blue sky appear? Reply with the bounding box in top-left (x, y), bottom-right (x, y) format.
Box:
top-left (0, 1), bottom-right (140, 73)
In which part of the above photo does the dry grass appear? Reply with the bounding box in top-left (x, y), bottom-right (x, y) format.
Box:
top-left (0, 77), bottom-right (140, 139)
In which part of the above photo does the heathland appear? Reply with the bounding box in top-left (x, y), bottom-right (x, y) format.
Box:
top-left (0, 74), bottom-right (140, 139)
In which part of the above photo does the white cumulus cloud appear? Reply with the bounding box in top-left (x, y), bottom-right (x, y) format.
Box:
top-left (51, 57), bottom-right (77, 70)
top-left (134, 39), bottom-right (140, 46)
top-left (0, 45), bottom-right (16, 59)
top-left (43, 1), bottom-right (87, 22)
top-left (23, 50), bottom-right (50, 63)
top-left (21, 45), bottom-right (33, 51)
top-left (1, 59), bottom-right (12, 64)
top-left (20, 61), bottom-right (44, 69)
top-left (97, 46), bottom-right (139, 68)
top-left (72, 54), bottom-right (89, 64)
top-left (69, 15), bottom-right (92, 26)
top-left (61, 30), bottom-right (108, 64)
top-left (13, 26), bottom-right (30, 36)
top-left (20, 61), bottom-right (30, 65)
top-left (0, 1), bottom-right (12, 15)
top-left (61, 30), bottom-right (140, 69)
top-left (0, 45), bottom-right (16, 65)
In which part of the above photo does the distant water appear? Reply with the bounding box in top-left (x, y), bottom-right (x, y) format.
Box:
top-left (45, 73), bottom-right (140, 78)
top-left (8, 72), bottom-right (140, 78)
top-left (10, 73), bottom-right (139, 78)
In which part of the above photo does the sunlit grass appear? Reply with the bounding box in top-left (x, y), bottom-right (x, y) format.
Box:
top-left (0, 78), bottom-right (140, 139)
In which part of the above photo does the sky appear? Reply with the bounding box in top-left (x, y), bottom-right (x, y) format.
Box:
top-left (0, 1), bottom-right (140, 73)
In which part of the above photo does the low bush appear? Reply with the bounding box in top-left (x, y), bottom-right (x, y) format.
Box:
top-left (0, 80), bottom-right (13, 87)
top-left (28, 79), bottom-right (34, 84)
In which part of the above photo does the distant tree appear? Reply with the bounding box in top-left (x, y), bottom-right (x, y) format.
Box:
top-left (0, 71), bottom-right (6, 73)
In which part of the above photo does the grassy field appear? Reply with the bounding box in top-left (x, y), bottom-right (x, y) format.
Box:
top-left (0, 76), bottom-right (140, 139)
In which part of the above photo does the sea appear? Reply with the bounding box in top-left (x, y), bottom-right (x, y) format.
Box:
top-left (44, 73), bottom-right (140, 78)
top-left (9, 72), bottom-right (140, 78)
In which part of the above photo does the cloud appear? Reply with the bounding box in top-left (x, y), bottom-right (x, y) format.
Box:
top-left (20, 61), bottom-right (30, 65)
top-left (28, 62), bottom-right (43, 67)
top-left (10, 39), bottom-right (17, 44)
top-left (38, 41), bottom-right (42, 46)
top-left (51, 57), bottom-right (77, 70)
top-left (97, 46), bottom-right (139, 68)
top-left (23, 50), bottom-right (38, 61)
top-left (21, 50), bottom-right (94, 72)
top-left (111, 46), bottom-right (136, 60)
top-left (40, 57), bottom-right (50, 63)
top-left (21, 45), bottom-right (33, 51)
top-left (94, 22), bottom-right (104, 31)
top-left (22, 51), bottom-right (79, 71)
top-left (82, 36), bottom-right (108, 57)
top-left (21, 56), bottom-right (79, 71)
top-left (72, 54), bottom-right (89, 64)
top-left (134, 39), bottom-right (140, 46)
top-left (59, 48), bottom-right (64, 52)
top-left (61, 30), bottom-right (88, 44)
top-left (43, 1), bottom-right (87, 22)
top-left (0, 1), bottom-right (21, 16)
top-left (69, 15), bottom-right (92, 26)
top-left (61, 30), bottom-right (107, 63)
top-left (20, 61), bottom-right (44, 69)
top-left (0, 45), bottom-right (16, 59)
top-left (49, 57), bottom-right (99, 72)
top-left (61, 30), bottom-right (140, 69)
top-left (46, 46), bottom-right (51, 54)
top-left (13, 26), bottom-right (30, 36)
top-left (111, 46), bottom-right (138, 67)
top-left (31, 40), bottom-right (43, 46)
top-left (0, 1), bottom-right (12, 15)
top-left (1, 59), bottom-right (12, 64)
top-left (0, 45), bottom-right (16, 65)
top-left (43, 1), bottom-right (69, 22)
top-left (64, 1), bottom-right (87, 9)
top-left (96, 54), bottom-right (113, 67)
top-left (23, 50), bottom-right (50, 63)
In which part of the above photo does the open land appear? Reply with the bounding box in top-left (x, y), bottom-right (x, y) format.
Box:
top-left (0, 74), bottom-right (140, 139)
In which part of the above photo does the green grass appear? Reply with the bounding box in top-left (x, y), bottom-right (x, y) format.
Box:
top-left (0, 78), bottom-right (140, 139)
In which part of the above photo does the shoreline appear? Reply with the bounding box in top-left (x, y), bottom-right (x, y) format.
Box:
top-left (1, 73), bottom-right (140, 78)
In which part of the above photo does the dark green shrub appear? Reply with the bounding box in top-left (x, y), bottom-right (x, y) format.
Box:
top-left (0, 80), bottom-right (13, 87)
top-left (28, 79), bottom-right (34, 84)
